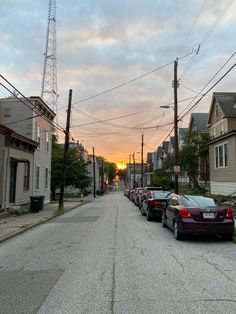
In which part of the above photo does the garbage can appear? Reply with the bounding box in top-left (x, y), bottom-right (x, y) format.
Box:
top-left (30, 196), bottom-right (41, 213)
top-left (38, 195), bottom-right (45, 211)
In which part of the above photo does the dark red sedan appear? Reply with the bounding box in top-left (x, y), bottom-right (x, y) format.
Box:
top-left (162, 194), bottom-right (235, 240)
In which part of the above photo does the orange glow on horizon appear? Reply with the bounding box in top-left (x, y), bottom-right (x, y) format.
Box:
top-left (116, 162), bottom-right (127, 170)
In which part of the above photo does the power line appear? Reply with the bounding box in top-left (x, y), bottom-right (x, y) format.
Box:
top-left (179, 49), bottom-right (236, 117)
top-left (180, 61), bottom-right (236, 120)
top-left (0, 74), bottom-right (65, 133)
top-left (55, 49), bottom-right (197, 111)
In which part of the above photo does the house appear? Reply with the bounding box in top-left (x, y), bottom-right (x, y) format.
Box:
top-left (0, 124), bottom-right (38, 212)
top-left (207, 92), bottom-right (236, 196)
top-left (126, 163), bottom-right (147, 188)
top-left (0, 96), bottom-right (56, 206)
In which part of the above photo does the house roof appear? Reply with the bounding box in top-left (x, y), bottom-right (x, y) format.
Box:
top-left (208, 92), bottom-right (236, 124)
top-left (190, 112), bottom-right (209, 132)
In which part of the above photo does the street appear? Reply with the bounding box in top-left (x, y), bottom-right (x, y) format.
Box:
top-left (0, 192), bottom-right (236, 314)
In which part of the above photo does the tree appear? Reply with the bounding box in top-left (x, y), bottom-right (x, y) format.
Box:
top-left (151, 169), bottom-right (173, 190)
top-left (179, 131), bottom-right (209, 188)
top-left (105, 161), bottom-right (117, 184)
top-left (51, 136), bottom-right (91, 200)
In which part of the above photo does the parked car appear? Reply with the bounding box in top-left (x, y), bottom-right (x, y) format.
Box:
top-left (139, 186), bottom-right (164, 210)
top-left (141, 191), bottom-right (172, 221)
top-left (133, 188), bottom-right (144, 206)
top-left (162, 194), bottom-right (235, 240)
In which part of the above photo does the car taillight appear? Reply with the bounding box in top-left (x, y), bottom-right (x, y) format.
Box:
top-left (149, 199), bottom-right (161, 206)
top-left (226, 208), bottom-right (234, 219)
top-left (179, 208), bottom-right (191, 218)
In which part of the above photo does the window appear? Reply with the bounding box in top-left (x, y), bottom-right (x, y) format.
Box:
top-left (35, 124), bottom-right (41, 149)
top-left (45, 167), bottom-right (49, 189)
top-left (45, 131), bottom-right (49, 153)
top-left (212, 128), bottom-right (216, 138)
top-left (215, 143), bottom-right (228, 168)
top-left (35, 165), bottom-right (40, 190)
top-left (215, 104), bottom-right (219, 116)
top-left (220, 123), bottom-right (225, 135)
top-left (23, 162), bottom-right (30, 191)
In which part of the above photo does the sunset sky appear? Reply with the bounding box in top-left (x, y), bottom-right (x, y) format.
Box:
top-left (1, 0), bottom-right (236, 164)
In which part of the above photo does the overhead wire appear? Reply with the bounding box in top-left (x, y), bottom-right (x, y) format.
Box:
top-left (0, 74), bottom-right (65, 133)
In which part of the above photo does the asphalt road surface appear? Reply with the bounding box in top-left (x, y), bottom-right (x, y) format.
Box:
top-left (0, 192), bottom-right (236, 314)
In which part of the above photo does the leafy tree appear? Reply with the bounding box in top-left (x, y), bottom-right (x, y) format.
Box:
top-left (51, 136), bottom-right (91, 200)
top-left (179, 131), bottom-right (209, 188)
top-left (151, 169), bottom-right (174, 190)
top-left (117, 168), bottom-right (127, 181)
top-left (105, 161), bottom-right (117, 184)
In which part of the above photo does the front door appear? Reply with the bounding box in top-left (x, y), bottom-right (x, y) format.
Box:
top-left (9, 158), bottom-right (17, 203)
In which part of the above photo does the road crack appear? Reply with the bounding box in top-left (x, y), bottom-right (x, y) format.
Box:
top-left (202, 256), bottom-right (234, 283)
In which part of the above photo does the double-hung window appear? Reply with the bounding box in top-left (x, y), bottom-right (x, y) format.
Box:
top-left (35, 165), bottom-right (40, 190)
top-left (23, 162), bottom-right (30, 191)
top-left (35, 124), bottom-right (41, 149)
top-left (45, 167), bottom-right (49, 189)
top-left (45, 131), bottom-right (49, 153)
top-left (215, 143), bottom-right (228, 168)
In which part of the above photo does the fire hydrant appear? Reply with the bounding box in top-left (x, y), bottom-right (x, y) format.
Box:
top-left (80, 193), bottom-right (84, 202)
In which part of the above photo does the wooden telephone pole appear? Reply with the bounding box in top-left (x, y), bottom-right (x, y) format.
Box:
top-left (141, 134), bottom-right (144, 187)
top-left (58, 89), bottom-right (72, 211)
top-left (173, 59), bottom-right (179, 194)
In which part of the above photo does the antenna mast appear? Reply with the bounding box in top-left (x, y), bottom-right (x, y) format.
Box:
top-left (41, 0), bottom-right (58, 114)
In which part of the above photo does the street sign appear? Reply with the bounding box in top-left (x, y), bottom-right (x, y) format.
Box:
top-left (173, 165), bottom-right (180, 176)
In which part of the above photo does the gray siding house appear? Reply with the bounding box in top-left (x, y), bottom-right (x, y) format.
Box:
top-left (207, 92), bottom-right (236, 196)
top-left (0, 96), bottom-right (56, 205)
top-left (0, 124), bottom-right (38, 212)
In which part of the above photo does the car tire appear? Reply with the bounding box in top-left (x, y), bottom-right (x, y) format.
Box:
top-left (162, 215), bottom-right (167, 228)
top-left (173, 221), bottom-right (182, 240)
top-left (221, 233), bottom-right (233, 241)
top-left (146, 210), bottom-right (152, 221)
top-left (140, 206), bottom-right (145, 216)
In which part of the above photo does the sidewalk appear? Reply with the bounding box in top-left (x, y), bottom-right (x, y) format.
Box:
top-left (0, 195), bottom-right (94, 244)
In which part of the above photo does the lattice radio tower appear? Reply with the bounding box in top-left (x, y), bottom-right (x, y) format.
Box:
top-left (41, 0), bottom-right (58, 115)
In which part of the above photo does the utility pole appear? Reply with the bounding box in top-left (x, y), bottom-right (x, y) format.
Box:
top-left (133, 152), bottom-right (136, 188)
top-left (129, 154), bottom-right (131, 188)
top-left (173, 59), bottom-right (179, 194)
top-left (141, 134), bottom-right (144, 187)
top-left (93, 146), bottom-right (96, 198)
top-left (101, 158), bottom-right (104, 193)
top-left (58, 89), bottom-right (72, 211)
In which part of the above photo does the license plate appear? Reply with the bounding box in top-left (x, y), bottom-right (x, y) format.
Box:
top-left (203, 212), bottom-right (215, 219)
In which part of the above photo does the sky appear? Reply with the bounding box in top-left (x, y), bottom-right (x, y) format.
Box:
top-left (1, 0), bottom-right (236, 165)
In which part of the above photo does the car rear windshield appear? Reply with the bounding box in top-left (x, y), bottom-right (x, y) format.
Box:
top-left (152, 192), bottom-right (170, 199)
top-left (185, 196), bottom-right (217, 206)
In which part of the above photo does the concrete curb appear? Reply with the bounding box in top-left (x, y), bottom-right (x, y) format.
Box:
top-left (0, 199), bottom-right (91, 244)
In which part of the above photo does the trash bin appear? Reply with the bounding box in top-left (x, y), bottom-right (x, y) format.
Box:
top-left (39, 195), bottom-right (45, 211)
top-left (30, 196), bottom-right (43, 213)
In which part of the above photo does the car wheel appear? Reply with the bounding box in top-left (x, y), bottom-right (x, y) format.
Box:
top-left (221, 233), bottom-right (233, 241)
top-left (146, 210), bottom-right (152, 221)
top-left (173, 221), bottom-right (182, 240)
top-left (162, 215), bottom-right (167, 228)
top-left (140, 206), bottom-right (145, 216)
